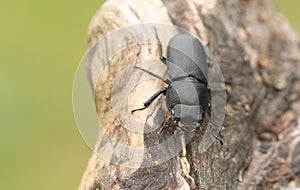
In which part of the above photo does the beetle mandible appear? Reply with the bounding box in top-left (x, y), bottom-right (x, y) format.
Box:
top-left (132, 31), bottom-right (213, 133)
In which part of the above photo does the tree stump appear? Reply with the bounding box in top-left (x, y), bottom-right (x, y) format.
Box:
top-left (79, 0), bottom-right (300, 189)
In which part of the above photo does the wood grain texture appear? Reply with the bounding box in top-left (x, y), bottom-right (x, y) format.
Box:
top-left (79, 0), bottom-right (300, 189)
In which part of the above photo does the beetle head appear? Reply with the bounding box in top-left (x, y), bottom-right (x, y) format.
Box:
top-left (171, 104), bottom-right (205, 132)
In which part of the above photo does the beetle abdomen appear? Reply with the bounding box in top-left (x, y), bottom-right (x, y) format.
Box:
top-left (167, 34), bottom-right (208, 82)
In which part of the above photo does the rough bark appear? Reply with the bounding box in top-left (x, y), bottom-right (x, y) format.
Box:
top-left (79, 0), bottom-right (300, 189)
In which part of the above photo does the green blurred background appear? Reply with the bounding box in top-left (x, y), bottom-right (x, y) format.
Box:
top-left (0, 0), bottom-right (298, 189)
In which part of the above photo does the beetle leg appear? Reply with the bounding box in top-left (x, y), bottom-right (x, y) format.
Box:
top-left (208, 122), bottom-right (224, 145)
top-left (203, 45), bottom-right (215, 68)
top-left (135, 66), bottom-right (171, 84)
top-left (154, 27), bottom-right (168, 65)
top-left (131, 87), bottom-right (167, 114)
top-left (158, 42), bottom-right (167, 65)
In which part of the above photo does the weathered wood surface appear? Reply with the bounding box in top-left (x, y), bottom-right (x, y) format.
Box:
top-left (79, 0), bottom-right (300, 189)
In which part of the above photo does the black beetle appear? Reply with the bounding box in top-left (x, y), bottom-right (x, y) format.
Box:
top-left (132, 32), bottom-right (213, 132)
